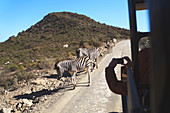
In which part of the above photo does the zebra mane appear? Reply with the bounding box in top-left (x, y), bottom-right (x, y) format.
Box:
top-left (54, 58), bottom-right (73, 67)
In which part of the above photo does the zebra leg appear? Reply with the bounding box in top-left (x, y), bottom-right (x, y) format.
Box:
top-left (72, 72), bottom-right (77, 89)
top-left (95, 58), bottom-right (98, 69)
top-left (87, 67), bottom-right (91, 86)
top-left (91, 63), bottom-right (95, 72)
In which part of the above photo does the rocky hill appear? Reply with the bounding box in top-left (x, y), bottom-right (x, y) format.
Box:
top-left (0, 12), bottom-right (129, 89)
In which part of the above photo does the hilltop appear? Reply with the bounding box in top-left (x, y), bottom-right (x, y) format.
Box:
top-left (0, 12), bottom-right (129, 89)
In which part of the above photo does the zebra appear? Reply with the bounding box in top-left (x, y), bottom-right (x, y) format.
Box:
top-left (54, 56), bottom-right (95, 89)
top-left (76, 47), bottom-right (100, 69)
top-left (112, 38), bottom-right (117, 46)
top-left (105, 40), bottom-right (114, 53)
top-left (76, 48), bottom-right (89, 58)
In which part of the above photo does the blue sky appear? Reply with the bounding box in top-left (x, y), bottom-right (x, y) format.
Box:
top-left (0, 0), bottom-right (150, 42)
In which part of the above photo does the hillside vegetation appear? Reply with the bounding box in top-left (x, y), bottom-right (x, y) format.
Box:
top-left (0, 12), bottom-right (129, 89)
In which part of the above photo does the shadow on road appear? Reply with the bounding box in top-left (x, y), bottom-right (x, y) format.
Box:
top-left (76, 84), bottom-right (89, 87)
top-left (42, 74), bottom-right (59, 79)
top-left (13, 81), bottom-right (90, 100)
top-left (76, 82), bottom-right (89, 87)
top-left (108, 112), bottom-right (123, 113)
top-left (13, 87), bottom-right (65, 100)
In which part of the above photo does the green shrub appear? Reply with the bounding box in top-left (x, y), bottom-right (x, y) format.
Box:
top-left (68, 51), bottom-right (76, 57)
top-left (11, 78), bottom-right (18, 89)
top-left (83, 42), bottom-right (91, 49)
top-left (19, 65), bottom-right (25, 71)
top-left (4, 82), bottom-right (8, 89)
top-left (6, 63), bottom-right (19, 72)
top-left (91, 39), bottom-right (102, 47)
top-left (16, 71), bottom-right (35, 82)
top-left (55, 57), bottom-right (62, 62)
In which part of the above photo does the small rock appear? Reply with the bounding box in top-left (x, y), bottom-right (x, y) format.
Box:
top-left (44, 95), bottom-right (47, 100)
top-left (38, 97), bottom-right (45, 102)
top-left (49, 87), bottom-right (54, 91)
top-left (60, 77), bottom-right (66, 82)
top-left (11, 108), bottom-right (18, 113)
top-left (31, 87), bottom-right (36, 92)
top-left (22, 99), bottom-right (33, 107)
top-left (9, 101), bottom-right (16, 105)
top-left (33, 98), bottom-right (39, 103)
top-left (31, 78), bottom-right (47, 86)
top-left (16, 103), bottom-right (22, 110)
top-left (1, 108), bottom-right (12, 113)
top-left (25, 90), bottom-right (32, 94)
top-left (4, 90), bottom-right (8, 95)
top-left (59, 82), bottom-right (64, 86)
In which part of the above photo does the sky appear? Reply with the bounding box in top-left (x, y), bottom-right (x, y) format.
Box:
top-left (0, 0), bottom-right (150, 42)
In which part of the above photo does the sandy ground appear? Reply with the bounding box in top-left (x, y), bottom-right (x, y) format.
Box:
top-left (37, 40), bottom-right (131, 113)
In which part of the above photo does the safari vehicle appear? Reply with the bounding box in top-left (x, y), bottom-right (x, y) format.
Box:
top-left (121, 0), bottom-right (170, 113)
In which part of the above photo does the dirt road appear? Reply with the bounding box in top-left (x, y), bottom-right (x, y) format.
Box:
top-left (40, 40), bottom-right (131, 113)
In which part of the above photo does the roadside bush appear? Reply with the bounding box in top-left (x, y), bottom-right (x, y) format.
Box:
top-left (0, 71), bottom-right (36, 90)
top-left (83, 42), bottom-right (91, 49)
top-left (19, 65), bottom-right (25, 71)
top-left (68, 51), bottom-right (76, 57)
top-left (16, 71), bottom-right (35, 82)
top-left (71, 41), bottom-right (79, 46)
top-left (3, 78), bottom-right (13, 89)
top-left (55, 57), bottom-right (62, 62)
top-left (11, 78), bottom-right (18, 89)
top-left (35, 63), bottom-right (44, 70)
top-left (91, 38), bottom-right (102, 47)
top-left (4, 82), bottom-right (8, 89)
top-left (5, 63), bottom-right (19, 72)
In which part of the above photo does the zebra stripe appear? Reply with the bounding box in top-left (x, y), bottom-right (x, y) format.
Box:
top-left (76, 48), bottom-right (100, 69)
